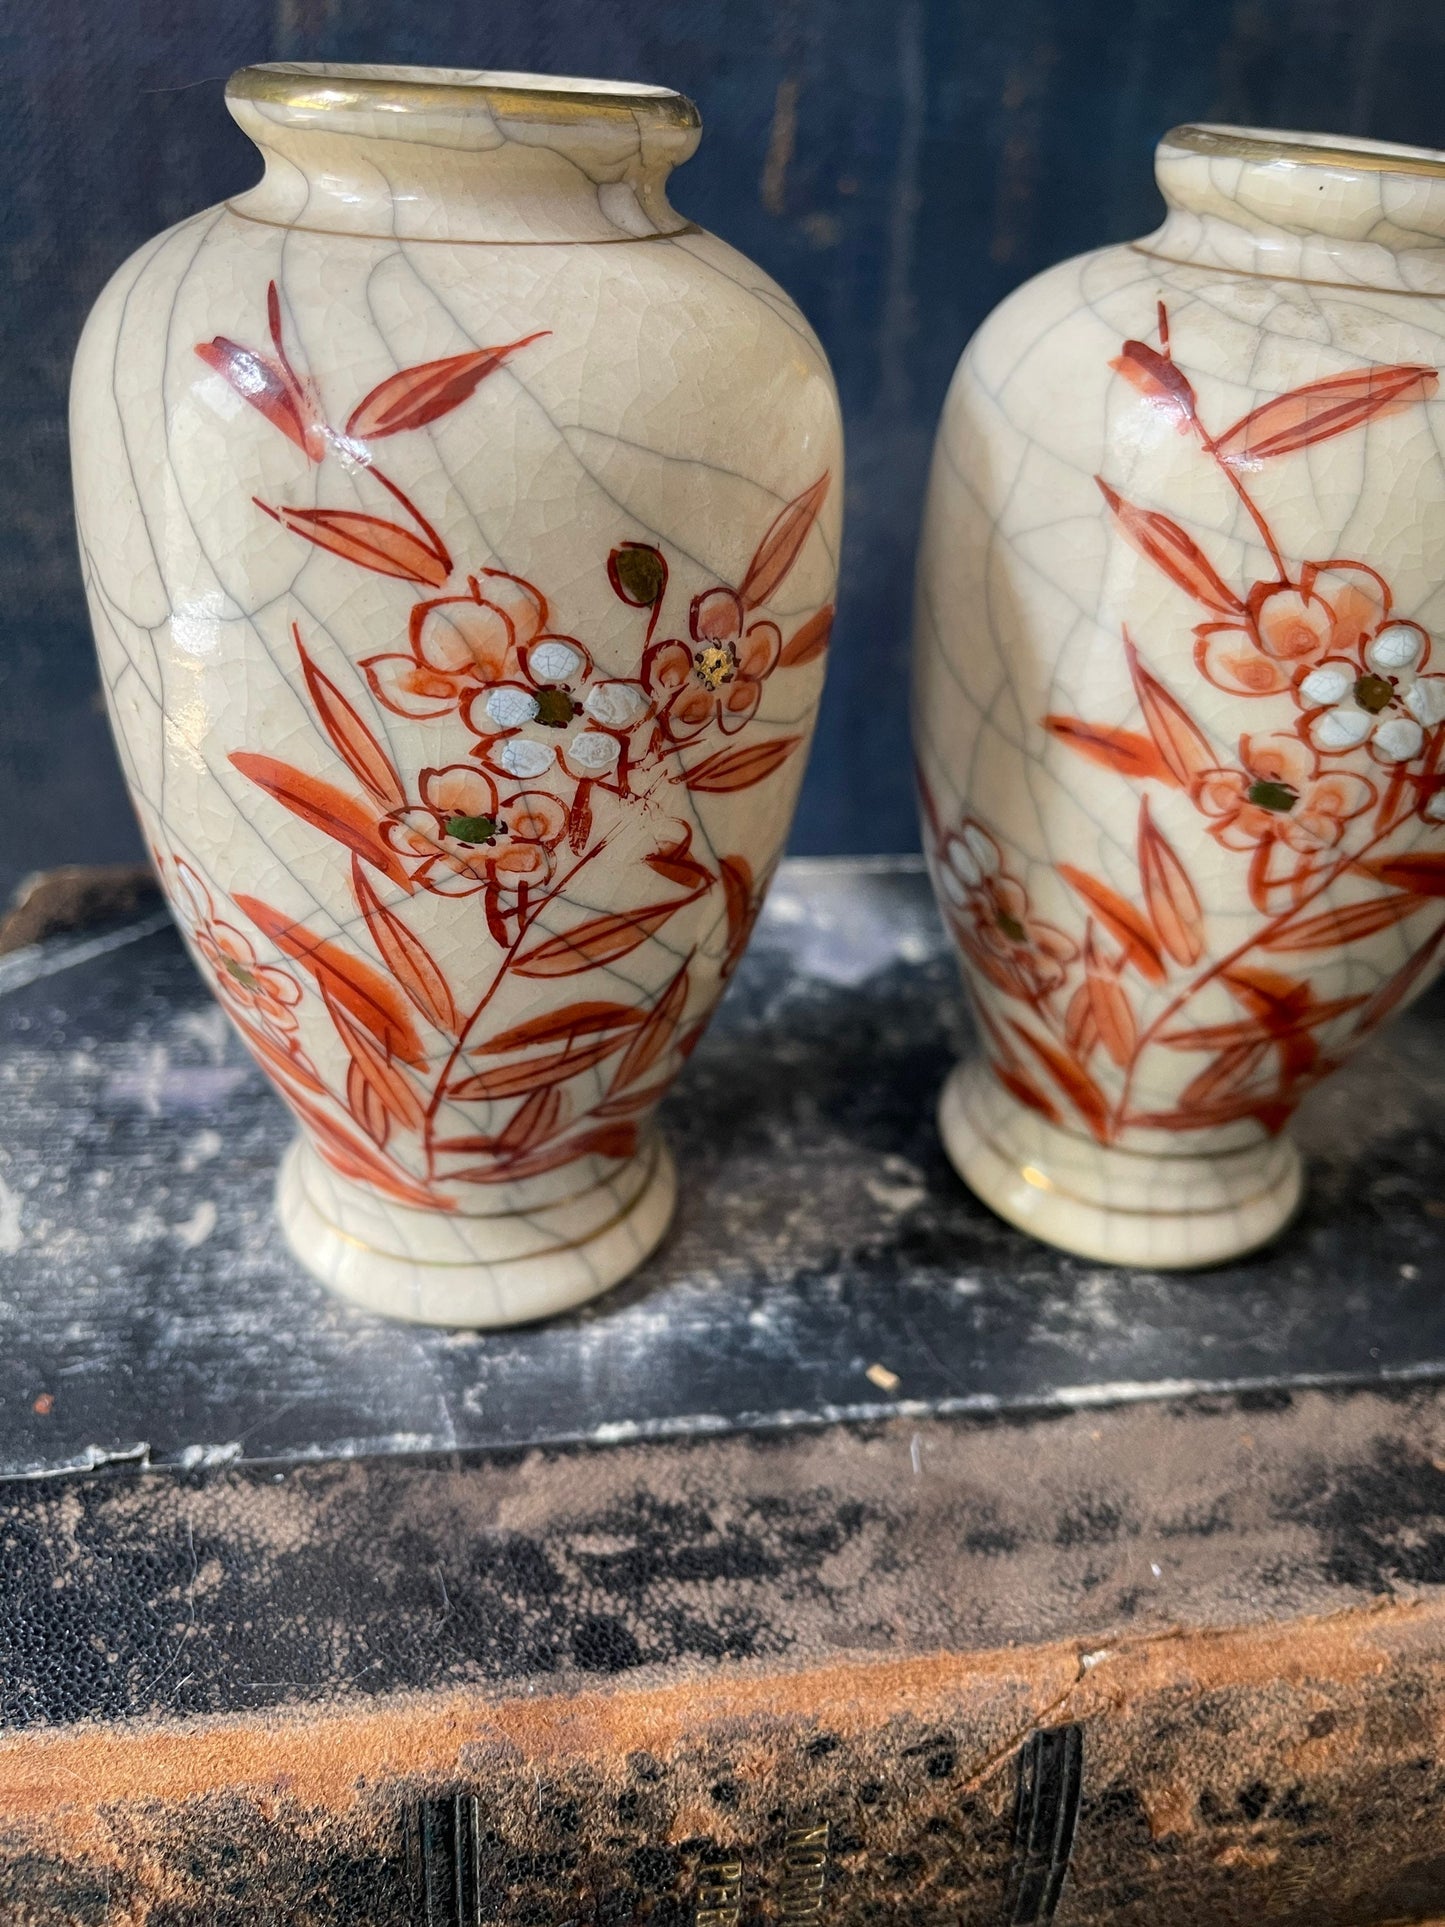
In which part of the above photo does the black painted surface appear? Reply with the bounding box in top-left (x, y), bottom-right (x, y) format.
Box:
top-left (6, 2), bottom-right (1445, 902)
top-left (0, 860), bottom-right (1442, 1480)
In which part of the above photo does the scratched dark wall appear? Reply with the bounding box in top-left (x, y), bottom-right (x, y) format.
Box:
top-left (3, 1), bottom-right (1444, 905)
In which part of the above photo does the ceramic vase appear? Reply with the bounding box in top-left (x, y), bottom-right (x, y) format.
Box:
top-left (914, 124), bottom-right (1445, 1268)
top-left (71, 64), bottom-right (842, 1325)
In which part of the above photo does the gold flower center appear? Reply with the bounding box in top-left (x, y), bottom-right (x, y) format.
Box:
top-left (694, 642), bottom-right (738, 691)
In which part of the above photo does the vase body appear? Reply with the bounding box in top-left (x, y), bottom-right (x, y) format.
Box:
top-left (72, 64), bottom-right (842, 1325)
top-left (914, 125), bottom-right (1445, 1267)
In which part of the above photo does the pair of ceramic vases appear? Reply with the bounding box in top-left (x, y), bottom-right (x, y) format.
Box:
top-left (72, 66), bottom-right (1445, 1324)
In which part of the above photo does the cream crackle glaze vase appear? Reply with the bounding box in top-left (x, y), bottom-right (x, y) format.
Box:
top-left (71, 64), bottom-right (842, 1324)
top-left (914, 125), bottom-right (1445, 1267)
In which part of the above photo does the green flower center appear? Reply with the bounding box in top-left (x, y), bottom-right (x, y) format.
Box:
top-left (533, 687), bottom-right (576, 728)
top-left (1247, 779), bottom-right (1298, 813)
top-left (996, 912), bottom-right (1028, 943)
top-left (445, 813), bottom-right (499, 845)
top-left (222, 957), bottom-right (259, 989)
top-left (1354, 673), bottom-right (1394, 714)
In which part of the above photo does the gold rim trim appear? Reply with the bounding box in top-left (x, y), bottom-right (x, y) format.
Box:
top-left (1163, 123), bottom-right (1445, 182)
top-left (224, 203), bottom-right (699, 247)
top-left (228, 63), bottom-right (701, 133)
top-left (1128, 241), bottom-right (1445, 297)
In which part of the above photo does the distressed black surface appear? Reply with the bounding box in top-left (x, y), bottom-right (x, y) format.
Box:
top-left (0, 860), bottom-right (1443, 1480)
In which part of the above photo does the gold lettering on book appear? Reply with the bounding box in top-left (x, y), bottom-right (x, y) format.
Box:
top-left (695, 1855), bottom-right (743, 1927)
top-left (776, 1821), bottom-right (830, 1918)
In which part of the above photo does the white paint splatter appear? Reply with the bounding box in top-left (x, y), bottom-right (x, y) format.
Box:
top-left (0, 1174), bottom-right (23, 1254)
top-left (174, 1200), bottom-right (218, 1248)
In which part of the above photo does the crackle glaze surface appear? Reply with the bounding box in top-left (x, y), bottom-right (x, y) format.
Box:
top-left (70, 64), bottom-right (842, 1324)
top-left (915, 124), bottom-right (1445, 1267)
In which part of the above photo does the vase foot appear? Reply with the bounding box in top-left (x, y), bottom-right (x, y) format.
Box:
top-left (276, 1134), bottom-right (676, 1327)
top-left (938, 1060), bottom-right (1302, 1269)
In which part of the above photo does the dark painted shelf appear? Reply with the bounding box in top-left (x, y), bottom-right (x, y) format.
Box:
top-left (0, 858), bottom-right (1441, 1480)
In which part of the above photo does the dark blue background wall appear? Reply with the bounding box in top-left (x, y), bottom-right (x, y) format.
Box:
top-left (4, 0), bottom-right (1443, 906)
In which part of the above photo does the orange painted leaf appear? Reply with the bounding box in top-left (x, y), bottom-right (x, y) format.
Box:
top-left (721, 855), bottom-right (754, 949)
top-left (1138, 798), bottom-right (1204, 966)
top-left (1097, 479), bottom-right (1243, 615)
top-left (351, 860), bottom-right (458, 1036)
top-left (1110, 339), bottom-right (1197, 427)
top-left (684, 737), bottom-right (801, 793)
top-left (195, 339), bottom-right (313, 455)
top-left (230, 1016), bottom-right (326, 1096)
top-left (322, 985), bottom-right (426, 1131)
top-left (991, 1061), bottom-right (1062, 1125)
top-left (739, 474), bottom-right (830, 610)
top-left (258, 503), bottom-right (448, 586)
top-left (645, 825), bottom-right (713, 891)
top-left (481, 1001), bottom-right (645, 1054)
top-left (612, 963), bottom-right (689, 1092)
top-left (1264, 892), bottom-right (1429, 951)
top-left (1159, 993), bottom-right (1366, 1050)
top-left (1214, 364), bottom-right (1438, 467)
top-left (347, 1061), bottom-right (390, 1147)
top-left (448, 1120), bottom-right (637, 1184)
top-left (1083, 933), bottom-right (1137, 1069)
top-left (778, 604), bottom-right (835, 668)
top-left (1006, 1019), bottom-right (1110, 1141)
top-left (1179, 1041), bottom-right (1271, 1109)
top-left (1058, 864), bottom-right (1166, 983)
top-left (513, 899), bottom-right (690, 978)
top-left (288, 1090), bottom-right (447, 1209)
top-left (235, 894), bottom-right (427, 1068)
top-left (230, 752), bottom-right (412, 890)
top-left (346, 336), bottom-right (548, 440)
top-left (499, 1085), bottom-right (567, 1154)
top-left (297, 635), bottom-right (403, 808)
top-left (1064, 983), bottom-right (1099, 1060)
top-left (593, 1076), bottom-right (674, 1119)
top-left (1221, 963), bottom-right (1309, 1023)
top-left (1043, 715), bottom-right (1174, 785)
top-left (447, 1033), bottom-right (631, 1101)
top-left (1124, 635), bottom-right (1215, 787)
top-left (1364, 853), bottom-right (1445, 898)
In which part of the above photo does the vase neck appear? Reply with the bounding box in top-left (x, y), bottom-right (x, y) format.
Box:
top-left (1141, 123), bottom-right (1445, 296)
top-left (225, 64), bottom-right (700, 245)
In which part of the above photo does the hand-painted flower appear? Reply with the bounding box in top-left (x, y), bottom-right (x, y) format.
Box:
top-left (643, 587), bottom-right (782, 742)
top-left (1192, 732), bottom-right (1375, 854)
top-left (361, 570), bottom-right (554, 721)
top-left (1195, 567), bottom-right (1388, 698)
top-left (172, 859), bottom-right (304, 1034)
top-left (1298, 621), bottom-right (1445, 766)
top-left (380, 765), bottom-right (566, 897)
top-left (935, 821), bottom-right (1078, 998)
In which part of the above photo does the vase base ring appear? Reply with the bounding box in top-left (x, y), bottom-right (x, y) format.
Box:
top-left (276, 1134), bottom-right (676, 1327)
top-left (939, 1059), bottom-right (1302, 1270)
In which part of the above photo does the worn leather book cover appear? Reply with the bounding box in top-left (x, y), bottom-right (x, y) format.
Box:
top-left (3, 1387), bottom-right (1445, 1925)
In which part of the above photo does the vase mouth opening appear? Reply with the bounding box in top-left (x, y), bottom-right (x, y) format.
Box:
top-left (1161, 122), bottom-right (1445, 182)
top-left (228, 62), bottom-right (700, 133)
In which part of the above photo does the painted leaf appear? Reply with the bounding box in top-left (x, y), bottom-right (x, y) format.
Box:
top-left (778, 605), bottom-right (835, 668)
top-left (297, 634), bottom-right (403, 808)
top-left (645, 826), bottom-right (713, 891)
top-left (991, 1060), bottom-right (1063, 1125)
top-left (195, 339), bottom-right (312, 455)
top-left (684, 736), bottom-right (801, 793)
top-left (1364, 853), bottom-right (1445, 899)
top-left (1110, 340), bottom-right (1197, 427)
top-left (1083, 932), bottom-right (1137, 1069)
top-left (257, 503), bottom-right (449, 587)
top-left (449, 1120), bottom-right (638, 1184)
top-left (1351, 921), bottom-right (1445, 1037)
top-left (1159, 994), bottom-right (1366, 1050)
top-left (235, 895), bottom-right (427, 1068)
top-left (322, 986), bottom-right (425, 1131)
top-left (230, 752), bottom-right (412, 890)
top-left (499, 1085), bottom-right (567, 1154)
top-left (1137, 798), bottom-right (1204, 966)
top-left (351, 860), bottom-right (458, 1037)
top-left (1214, 364), bottom-right (1439, 467)
top-left (347, 1061), bottom-right (390, 1147)
top-left (612, 963), bottom-right (689, 1091)
top-left (1179, 1041), bottom-right (1271, 1109)
top-left (345, 334), bottom-right (548, 439)
top-left (481, 1001), bottom-right (645, 1055)
top-left (446, 1032), bottom-right (631, 1101)
top-left (1064, 983), bottom-right (1099, 1060)
top-left (512, 899), bottom-right (690, 978)
top-left (230, 1016), bottom-right (326, 1096)
top-left (593, 1077), bottom-right (674, 1119)
top-left (1220, 964), bottom-right (1308, 1024)
top-left (1006, 1019), bottom-right (1110, 1141)
top-left (1264, 892), bottom-right (1428, 951)
top-left (739, 474), bottom-right (830, 610)
top-left (1124, 635), bottom-right (1215, 787)
top-left (1043, 715), bottom-right (1175, 785)
top-left (1097, 479), bottom-right (1244, 615)
top-left (287, 1089), bottom-right (447, 1209)
top-left (1058, 864), bottom-right (1166, 983)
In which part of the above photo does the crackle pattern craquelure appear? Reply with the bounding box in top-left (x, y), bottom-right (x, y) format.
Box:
top-left (915, 124), bottom-right (1445, 1268)
top-left (70, 64), bottom-right (842, 1325)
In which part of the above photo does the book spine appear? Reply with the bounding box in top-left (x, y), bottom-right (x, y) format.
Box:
top-left (3, 1606), bottom-right (1444, 1925)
